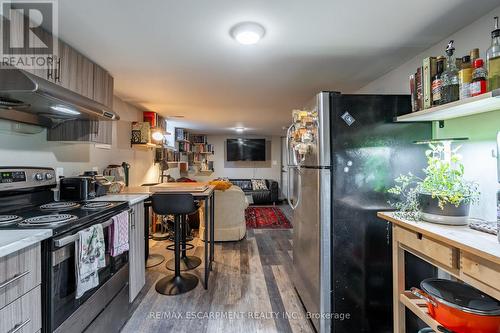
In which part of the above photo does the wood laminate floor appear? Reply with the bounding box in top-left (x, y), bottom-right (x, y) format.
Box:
top-left (122, 211), bottom-right (314, 333)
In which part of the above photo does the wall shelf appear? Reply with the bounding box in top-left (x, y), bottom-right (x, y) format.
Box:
top-left (131, 143), bottom-right (158, 150)
top-left (396, 88), bottom-right (500, 122)
top-left (196, 170), bottom-right (214, 176)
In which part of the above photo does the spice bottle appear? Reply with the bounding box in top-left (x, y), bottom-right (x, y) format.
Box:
top-left (441, 40), bottom-right (460, 104)
top-left (459, 55), bottom-right (473, 99)
top-left (470, 58), bottom-right (488, 97)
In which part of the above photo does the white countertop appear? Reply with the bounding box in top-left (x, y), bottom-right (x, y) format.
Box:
top-left (0, 229), bottom-right (52, 258)
top-left (90, 194), bottom-right (150, 205)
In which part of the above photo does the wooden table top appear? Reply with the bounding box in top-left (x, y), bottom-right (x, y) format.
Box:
top-left (120, 183), bottom-right (215, 197)
top-left (378, 211), bottom-right (500, 265)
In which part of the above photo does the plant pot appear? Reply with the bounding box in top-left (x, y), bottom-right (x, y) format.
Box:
top-left (418, 193), bottom-right (470, 225)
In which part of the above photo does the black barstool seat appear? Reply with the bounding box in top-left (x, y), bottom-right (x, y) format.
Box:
top-left (152, 193), bottom-right (200, 295)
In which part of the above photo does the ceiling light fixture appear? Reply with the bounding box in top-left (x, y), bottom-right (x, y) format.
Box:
top-left (235, 127), bottom-right (245, 133)
top-left (50, 105), bottom-right (80, 115)
top-left (230, 22), bottom-right (265, 45)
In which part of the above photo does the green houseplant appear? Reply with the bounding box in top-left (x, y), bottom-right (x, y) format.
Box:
top-left (388, 143), bottom-right (479, 224)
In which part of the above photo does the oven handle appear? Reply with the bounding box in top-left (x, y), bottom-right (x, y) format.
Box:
top-left (53, 208), bottom-right (133, 248)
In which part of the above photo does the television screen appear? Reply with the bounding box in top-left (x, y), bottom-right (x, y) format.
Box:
top-left (226, 139), bottom-right (266, 161)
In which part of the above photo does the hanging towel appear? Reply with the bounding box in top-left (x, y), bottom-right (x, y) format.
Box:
top-left (109, 211), bottom-right (129, 257)
top-left (75, 224), bottom-right (106, 299)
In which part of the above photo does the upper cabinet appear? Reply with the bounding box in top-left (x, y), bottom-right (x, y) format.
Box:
top-left (93, 64), bottom-right (114, 109)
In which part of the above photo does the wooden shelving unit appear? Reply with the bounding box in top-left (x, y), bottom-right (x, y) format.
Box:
top-left (396, 88), bottom-right (500, 122)
top-left (400, 292), bottom-right (441, 331)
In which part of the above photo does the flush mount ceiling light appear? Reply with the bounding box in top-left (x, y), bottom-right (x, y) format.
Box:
top-left (230, 22), bottom-right (265, 45)
top-left (235, 127), bottom-right (245, 133)
top-left (50, 105), bottom-right (80, 115)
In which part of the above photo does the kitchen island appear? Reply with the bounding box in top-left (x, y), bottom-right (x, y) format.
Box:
top-left (96, 183), bottom-right (216, 289)
top-left (378, 211), bottom-right (500, 332)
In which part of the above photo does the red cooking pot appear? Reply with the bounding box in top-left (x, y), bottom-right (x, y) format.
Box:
top-left (411, 279), bottom-right (500, 333)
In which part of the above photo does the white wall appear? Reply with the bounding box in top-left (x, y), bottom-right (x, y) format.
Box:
top-left (0, 96), bottom-right (160, 187)
top-left (192, 135), bottom-right (282, 182)
top-left (356, 5), bottom-right (500, 221)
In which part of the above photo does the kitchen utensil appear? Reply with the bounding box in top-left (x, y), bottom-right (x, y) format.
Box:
top-left (411, 278), bottom-right (500, 333)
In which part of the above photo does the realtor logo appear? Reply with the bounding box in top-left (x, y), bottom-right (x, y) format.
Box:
top-left (1, 0), bottom-right (58, 69)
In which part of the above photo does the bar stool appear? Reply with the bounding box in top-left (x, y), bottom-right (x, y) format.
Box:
top-left (165, 210), bottom-right (202, 271)
top-left (152, 193), bottom-right (199, 295)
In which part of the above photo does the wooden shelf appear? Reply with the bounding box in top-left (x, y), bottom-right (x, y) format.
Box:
top-left (396, 88), bottom-right (500, 122)
top-left (131, 143), bottom-right (158, 149)
top-left (196, 170), bottom-right (214, 176)
top-left (400, 292), bottom-right (442, 331)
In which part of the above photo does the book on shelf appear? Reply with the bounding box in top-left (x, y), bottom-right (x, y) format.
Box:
top-left (423, 57), bottom-right (437, 109)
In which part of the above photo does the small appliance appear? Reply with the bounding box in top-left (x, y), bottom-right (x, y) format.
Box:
top-left (60, 176), bottom-right (96, 200)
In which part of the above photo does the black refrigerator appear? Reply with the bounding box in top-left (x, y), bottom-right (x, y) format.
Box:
top-left (286, 92), bottom-right (433, 332)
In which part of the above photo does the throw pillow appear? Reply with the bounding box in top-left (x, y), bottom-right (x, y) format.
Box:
top-left (209, 180), bottom-right (232, 191)
top-left (251, 179), bottom-right (268, 191)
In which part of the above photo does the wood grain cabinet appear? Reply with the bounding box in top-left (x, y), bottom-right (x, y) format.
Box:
top-left (93, 64), bottom-right (114, 109)
top-left (129, 201), bottom-right (146, 302)
top-left (0, 244), bottom-right (42, 333)
top-left (47, 119), bottom-right (112, 144)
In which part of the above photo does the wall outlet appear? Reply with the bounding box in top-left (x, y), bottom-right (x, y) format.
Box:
top-left (272, 160), bottom-right (278, 166)
top-left (92, 166), bottom-right (99, 172)
top-left (56, 168), bottom-right (64, 180)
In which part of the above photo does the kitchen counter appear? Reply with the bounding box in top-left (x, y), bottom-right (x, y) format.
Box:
top-left (378, 211), bottom-right (500, 332)
top-left (378, 212), bottom-right (500, 263)
top-left (0, 229), bottom-right (52, 257)
top-left (90, 193), bottom-right (150, 205)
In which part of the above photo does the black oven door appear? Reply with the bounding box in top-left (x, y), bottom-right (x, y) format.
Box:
top-left (49, 216), bottom-right (129, 331)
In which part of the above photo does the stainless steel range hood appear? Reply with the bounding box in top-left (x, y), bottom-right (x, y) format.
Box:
top-left (0, 68), bottom-right (119, 128)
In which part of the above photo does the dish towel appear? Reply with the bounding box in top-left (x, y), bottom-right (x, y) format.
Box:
top-left (109, 211), bottom-right (129, 257)
top-left (75, 224), bottom-right (106, 299)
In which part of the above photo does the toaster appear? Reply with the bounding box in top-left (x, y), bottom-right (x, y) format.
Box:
top-left (60, 177), bottom-right (96, 201)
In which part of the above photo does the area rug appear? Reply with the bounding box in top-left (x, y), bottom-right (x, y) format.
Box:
top-left (245, 207), bottom-right (292, 229)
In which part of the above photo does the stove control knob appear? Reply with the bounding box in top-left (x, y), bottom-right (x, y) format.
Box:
top-left (34, 173), bottom-right (43, 181)
top-left (45, 173), bottom-right (54, 180)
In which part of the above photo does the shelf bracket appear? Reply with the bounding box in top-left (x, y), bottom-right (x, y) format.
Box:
top-left (438, 120), bottom-right (444, 128)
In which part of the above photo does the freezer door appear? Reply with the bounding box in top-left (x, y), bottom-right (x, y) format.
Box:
top-left (302, 92), bottom-right (332, 168)
top-left (293, 167), bottom-right (331, 332)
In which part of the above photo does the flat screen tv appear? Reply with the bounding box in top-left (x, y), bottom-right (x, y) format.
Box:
top-left (226, 139), bottom-right (266, 161)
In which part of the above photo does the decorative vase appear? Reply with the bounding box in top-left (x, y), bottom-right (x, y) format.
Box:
top-left (418, 193), bottom-right (470, 226)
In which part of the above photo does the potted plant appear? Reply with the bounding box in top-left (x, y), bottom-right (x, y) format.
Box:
top-left (388, 143), bottom-right (479, 225)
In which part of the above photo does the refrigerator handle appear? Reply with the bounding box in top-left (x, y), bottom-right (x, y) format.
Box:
top-left (287, 166), bottom-right (301, 210)
top-left (285, 123), bottom-right (294, 167)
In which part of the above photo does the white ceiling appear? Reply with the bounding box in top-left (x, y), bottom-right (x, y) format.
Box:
top-left (57, 0), bottom-right (499, 135)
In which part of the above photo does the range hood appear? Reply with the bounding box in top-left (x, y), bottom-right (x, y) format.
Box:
top-left (0, 68), bottom-right (119, 128)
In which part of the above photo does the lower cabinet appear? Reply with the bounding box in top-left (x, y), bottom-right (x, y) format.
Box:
top-left (129, 201), bottom-right (146, 302)
top-left (0, 244), bottom-right (42, 333)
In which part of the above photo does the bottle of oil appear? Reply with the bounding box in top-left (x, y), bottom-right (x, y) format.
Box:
top-left (441, 40), bottom-right (460, 104)
top-left (487, 17), bottom-right (500, 91)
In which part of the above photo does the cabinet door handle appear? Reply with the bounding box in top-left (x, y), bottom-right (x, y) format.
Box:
top-left (129, 208), bottom-right (135, 229)
top-left (0, 270), bottom-right (30, 289)
top-left (8, 318), bottom-right (30, 333)
top-left (56, 57), bottom-right (61, 82)
top-left (47, 57), bottom-right (53, 80)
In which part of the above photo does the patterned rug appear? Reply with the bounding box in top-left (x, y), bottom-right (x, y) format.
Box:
top-left (245, 206), bottom-right (292, 229)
